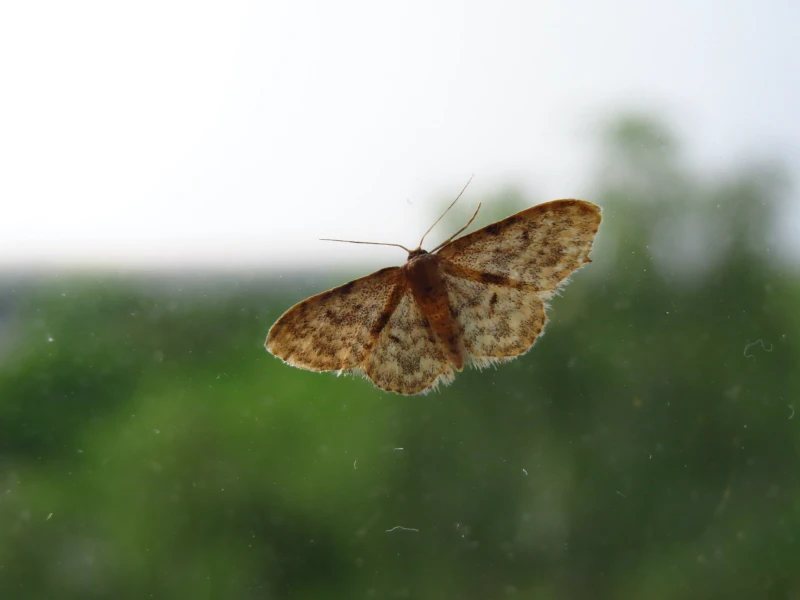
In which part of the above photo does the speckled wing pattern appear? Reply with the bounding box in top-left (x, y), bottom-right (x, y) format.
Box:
top-left (437, 199), bottom-right (601, 367)
top-left (437, 199), bottom-right (602, 299)
top-left (441, 273), bottom-right (547, 369)
top-left (266, 267), bottom-right (402, 372)
top-left (361, 288), bottom-right (456, 395)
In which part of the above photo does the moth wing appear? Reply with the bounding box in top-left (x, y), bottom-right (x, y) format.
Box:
top-left (436, 199), bottom-right (601, 297)
top-left (362, 288), bottom-right (456, 395)
top-left (266, 267), bottom-right (402, 372)
top-left (442, 268), bottom-right (547, 368)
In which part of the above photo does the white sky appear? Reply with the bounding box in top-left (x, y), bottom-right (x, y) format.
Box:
top-left (1, 0), bottom-right (798, 269)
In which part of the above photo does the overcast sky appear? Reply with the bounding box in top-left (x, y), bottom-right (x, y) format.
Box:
top-left (1, 0), bottom-right (798, 269)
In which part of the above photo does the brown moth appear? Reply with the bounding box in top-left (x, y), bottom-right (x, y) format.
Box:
top-left (266, 187), bottom-right (602, 395)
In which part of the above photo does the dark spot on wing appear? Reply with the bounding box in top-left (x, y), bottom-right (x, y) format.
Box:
top-left (371, 311), bottom-right (391, 335)
top-left (489, 292), bottom-right (498, 307)
top-left (389, 334), bottom-right (401, 344)
top-left (340, 281), bottom-right (356, 294)
top-left (485, 223), bottom-right (502, 235)
top-left (479, 272), bottom-right (510, 286)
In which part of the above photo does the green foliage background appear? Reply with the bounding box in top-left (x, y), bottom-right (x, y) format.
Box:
top-left (1, 116), bottom-right (798, 599)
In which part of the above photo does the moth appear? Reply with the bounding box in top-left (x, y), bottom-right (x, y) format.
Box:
top-left (266, 184), bottom-right (602, 395)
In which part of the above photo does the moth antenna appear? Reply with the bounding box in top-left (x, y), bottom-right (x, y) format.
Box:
top-left (320, 238), bottom-right (412, 253)
top-left (417, 174), bottom-right (474, 249)
top-left (430, 202), bottom-right (482, 254)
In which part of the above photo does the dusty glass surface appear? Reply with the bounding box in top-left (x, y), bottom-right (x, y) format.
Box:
top-left (1, 114), bottom-right (797, 599)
